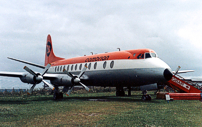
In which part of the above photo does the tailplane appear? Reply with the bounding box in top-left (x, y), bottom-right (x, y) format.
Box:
top-left (45, 35), bottom-right (64, 66)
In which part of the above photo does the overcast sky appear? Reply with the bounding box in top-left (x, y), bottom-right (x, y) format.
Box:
top-left (0, 0), bottom-right (202, 89)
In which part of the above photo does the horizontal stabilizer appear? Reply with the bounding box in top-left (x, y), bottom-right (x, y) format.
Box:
top-left (8, 57), bottom-right (45, 69)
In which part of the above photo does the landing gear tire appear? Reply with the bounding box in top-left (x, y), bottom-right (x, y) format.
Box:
top-left (116, 90), bottom-right (125, 96)
top-left (146, 95), bottom-right (151, 100)
top-left (116, 91), bottom-right (119, 96)
top-left (116, 87), bottom-right (125, 96)
top-left (141, 95), bottom-right (151, 101)
top-left (53, 92), bottom-right (58, 100)
top-left (59, 92), bottom-right (63, 99)
top-left (128, 87), bottom-right (131, 96)
top-left (53, 92), bottom-right (63, 100)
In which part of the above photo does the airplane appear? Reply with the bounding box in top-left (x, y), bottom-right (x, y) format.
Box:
top-left (0, 34), bottom-right (176, 100)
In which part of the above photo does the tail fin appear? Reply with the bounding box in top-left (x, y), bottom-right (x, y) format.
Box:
top-left (45, 35), bottom-right (64, 66)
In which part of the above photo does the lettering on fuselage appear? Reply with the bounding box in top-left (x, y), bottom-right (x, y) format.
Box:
top-left (171, 77), bottom-right (190, 90)
top-left (85, 56), bottom-right (109, 62)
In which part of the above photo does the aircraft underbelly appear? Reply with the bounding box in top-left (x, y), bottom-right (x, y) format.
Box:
top-left (81, 68), bottom-right (166, 87)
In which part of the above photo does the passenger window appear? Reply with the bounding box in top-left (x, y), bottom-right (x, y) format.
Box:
top-left (110, 61), bottom-right (114, 68)
top-left (88, 63), bottom-right (91, 70)
top-left (63, 66), bottom-right (65, 71)
top-left (71, 65), bottom-right (74, 71)
top-left (103, 61), bottom-right (107, 69)
top-left (67, 65), bottom-right (69, 71)
top-left (60, 66), bottom-right (62, 71)
top-left (94, 62), bottom-right (97, 69)
top-left (145, 53), bottom-right (151, 58)
top-left (133, 53), bottom-right (136, 57)
top-left (57, 66), bottom-right (59, 72)
top-left (55, 67), bottom-right (57, 72)
top-left (79, 64), bottom-right (82, 70)
top-left (75, 64), bottom-right (77, 70)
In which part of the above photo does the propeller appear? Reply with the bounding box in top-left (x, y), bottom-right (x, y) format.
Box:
top-left (63, 65), bottom-right (90, 96)
top-left (23, 63), bottom-right (55, 94)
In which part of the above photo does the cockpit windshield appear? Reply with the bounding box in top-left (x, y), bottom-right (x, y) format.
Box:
top-left (145, 53), bottom-right (151, 58)
top-left (144, 52), bottom-right (157, 59)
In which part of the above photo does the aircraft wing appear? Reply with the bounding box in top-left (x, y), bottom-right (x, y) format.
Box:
top-left (0, 71), bottom-right (60, 79)
top-left (173, 70), bottom-right (194, 74)
top-left (43, 73), bottom-right (62, 79)
top-left (189, 78), bottom-right (202, 83)
top-left (0, 72), bottom-right (25, 77)
top-left (183, 77), bottom-right (202, 83)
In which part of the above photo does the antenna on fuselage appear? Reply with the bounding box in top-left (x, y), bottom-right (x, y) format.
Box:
top-left (117, 48), bottom-right (121, 51)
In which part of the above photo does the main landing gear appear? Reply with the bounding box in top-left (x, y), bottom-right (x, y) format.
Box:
top-left (53, 87), bottom-right (63, 100)
top-left (141, 90), bottom-right (151, 101)
top-left (116, 87), bottom-right (125, 96)
top-left (116, 87), bottom-right (132, 96)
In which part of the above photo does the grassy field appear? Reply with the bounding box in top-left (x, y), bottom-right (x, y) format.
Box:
top-left (0, 91), bottom-right (202, 127)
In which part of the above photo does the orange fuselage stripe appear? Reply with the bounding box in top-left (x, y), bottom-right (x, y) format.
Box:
top-left (51, 49), bottom-right (155, 66)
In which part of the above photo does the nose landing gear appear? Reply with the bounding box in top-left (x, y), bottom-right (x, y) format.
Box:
top-left (141, 90), bottom-right (151, 101)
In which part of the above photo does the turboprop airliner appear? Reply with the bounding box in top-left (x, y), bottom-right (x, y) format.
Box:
top-left (0, 34), bottom-right (174, 100)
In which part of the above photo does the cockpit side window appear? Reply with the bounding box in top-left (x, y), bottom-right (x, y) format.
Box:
top-left (151, 53), bottom-right (157, 58)
top-left (137, 53), bottom-right (144, 59)
top-left (145, 53), bottom-right (151, 58)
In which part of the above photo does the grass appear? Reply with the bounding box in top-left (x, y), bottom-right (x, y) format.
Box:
top-left (0, 91), bottom-right (202, 127)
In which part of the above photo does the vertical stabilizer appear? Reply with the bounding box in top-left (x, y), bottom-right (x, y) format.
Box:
top-left (45, 35), bottom-right (64, 66)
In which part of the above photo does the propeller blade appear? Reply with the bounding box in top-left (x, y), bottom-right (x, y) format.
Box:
top-left (66, 87), bottom-right (74, 96)
top-left (42, 80), bottom-right (55, 90)
top-left (24, 66), bottom-right (37, 77)
top-left (63, 69), bottom-right (74, 78)
top-left (41, 63), bottom-right (51, 76)
top-left (174, 66), bottom-right (181, 75)
top-left (27, 84), bottom-right (36, 95)
top-left (78, 65), bottom-right (88, 78)
top-left (79, 82), bottom-right (90, 92)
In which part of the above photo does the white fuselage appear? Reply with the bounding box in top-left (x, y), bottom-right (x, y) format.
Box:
top-left (47, 57), bottom-right (171, 87)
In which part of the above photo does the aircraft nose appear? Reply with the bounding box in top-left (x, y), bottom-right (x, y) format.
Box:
top-left (163, 69), bottom-right (173, 81)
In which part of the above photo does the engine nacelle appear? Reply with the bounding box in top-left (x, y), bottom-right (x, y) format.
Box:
top-left (51, 75), bottom-right (72, 86)
top-left (20, 74), bottom-right (41, 84)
